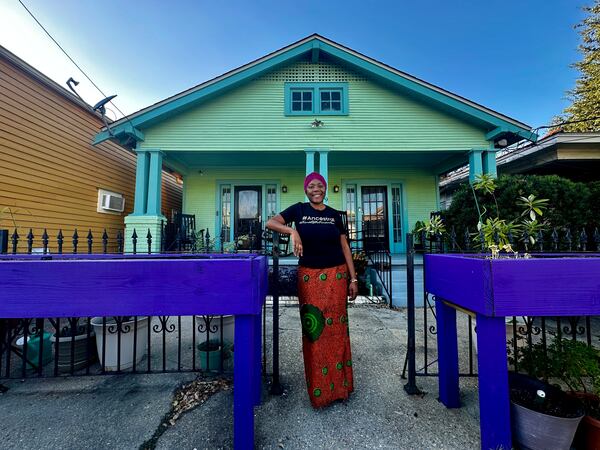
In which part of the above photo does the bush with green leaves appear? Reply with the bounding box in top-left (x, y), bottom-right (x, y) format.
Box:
top-left (444, 175), bottom-right (600, 235)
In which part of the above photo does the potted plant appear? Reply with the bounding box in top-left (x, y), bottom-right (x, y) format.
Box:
top-left (50, 319), bottom-right (96, 372)
top-left (509, 338), bottom-right (587, 449)
top-left (90, 316), bottom-right (149, 371)
top-left (543, 338), bottom-right (600, 450)
top-left (352, 251), bottom-right (369, 295)
top-left (197, 339), bottom-right (232, 371)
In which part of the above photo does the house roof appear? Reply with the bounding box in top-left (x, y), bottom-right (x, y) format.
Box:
top-left (0, 45), bottom-right (103, 119)
top-left (94, 34), bottom-right (536, 149)
top-left (440, 132), bottom-right (600, 189)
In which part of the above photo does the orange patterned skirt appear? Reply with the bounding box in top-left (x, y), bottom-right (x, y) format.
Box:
top-left (297, 263), bottom-right (354, 408)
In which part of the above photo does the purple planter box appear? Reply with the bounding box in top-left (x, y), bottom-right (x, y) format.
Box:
top-left (424, 253), bottom-right (600, 450)
top-left (425, 253), bottom-right (600, 317)
top-left (0, 253), bottom-right (268, 450)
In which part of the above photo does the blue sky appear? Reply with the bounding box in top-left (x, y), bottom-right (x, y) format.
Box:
top-left (0, 0), bottom-right (587, 129)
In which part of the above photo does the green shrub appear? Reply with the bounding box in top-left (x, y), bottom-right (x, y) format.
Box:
top-left (444, 175), bottom-right (599, 233)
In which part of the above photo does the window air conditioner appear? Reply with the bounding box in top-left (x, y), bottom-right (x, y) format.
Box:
top-left (101, 193), bottom-right (125, 212)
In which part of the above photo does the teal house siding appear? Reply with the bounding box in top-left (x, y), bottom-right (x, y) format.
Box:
top-left (142, 61), bottom-right (488, 153)
top-left (94, 35), bottom-right (535, 254)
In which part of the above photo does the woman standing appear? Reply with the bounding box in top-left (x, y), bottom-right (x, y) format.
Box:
top-left (266, 172), bottom-right (358, 408)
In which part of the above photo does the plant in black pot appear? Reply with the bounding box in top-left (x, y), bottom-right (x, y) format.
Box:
top-left (544, 338), bottom-right (600, 450)
top-left (508, 337), bottom-right (586, 450)
top-left (352, 251), bottom-right (369, 295)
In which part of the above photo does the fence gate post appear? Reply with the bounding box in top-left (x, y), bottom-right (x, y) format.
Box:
top-left (404, 233), bottom-right (421, 394)
top-left (270, 231), bottom-right (283, 395)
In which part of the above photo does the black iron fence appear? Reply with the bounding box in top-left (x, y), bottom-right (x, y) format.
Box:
top-left (0, 227), bottom-right (268, 382)
top-left (403, 224), bottom-right (600, 394)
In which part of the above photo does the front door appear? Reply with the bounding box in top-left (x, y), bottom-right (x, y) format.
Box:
top-left (361, 186), bottom-right (389, 252)
top-left (234, 186), bottom-right (262, 250)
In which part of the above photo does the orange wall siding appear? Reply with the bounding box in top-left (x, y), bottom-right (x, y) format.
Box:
top-left (0, 56), bottom-right (181, 252)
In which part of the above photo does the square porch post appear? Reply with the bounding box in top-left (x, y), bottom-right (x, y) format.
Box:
top-left (468, 149), bottom-right (484, 183)
top-left (305, 149), bottom-right (316, 175)
top-left (319, 150), bottom-right (329, 204)
top-left (482, 150), bottom-right (498, 179)
top-left (146, 150), bottom-right (164, 216)
top-left (133, 150), bottom-right (150, 215)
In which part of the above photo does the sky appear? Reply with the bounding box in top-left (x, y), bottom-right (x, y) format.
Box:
top-left (0, 0), bottom-right (588, 129)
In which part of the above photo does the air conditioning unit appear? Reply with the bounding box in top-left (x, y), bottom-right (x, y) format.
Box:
top-left (98, 189), bottom-right (125, 213)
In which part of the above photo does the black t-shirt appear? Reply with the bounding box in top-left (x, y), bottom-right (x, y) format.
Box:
top-left (280, 202), bottom-right (346, 269)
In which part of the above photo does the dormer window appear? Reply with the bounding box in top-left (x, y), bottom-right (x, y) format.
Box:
top-left (285, 83), bottom-right (348, 116)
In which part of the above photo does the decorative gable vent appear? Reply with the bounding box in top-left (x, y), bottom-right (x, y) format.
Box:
top-left (97, 189), bottom-right (125, 213)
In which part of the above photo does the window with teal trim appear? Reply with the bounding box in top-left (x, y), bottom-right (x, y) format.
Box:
top-left (285, 83), bottom-right (348, 116)
top-left (320, 89), bottom-right (342, 112)
top-left (392, 186), bottom-right (402, 243)
top-left (291, 90), bottom-right (313, 112)
top-left (221, 185), bottom-right (231, 242)
top-left (266, 185), bottom-right (277, 219)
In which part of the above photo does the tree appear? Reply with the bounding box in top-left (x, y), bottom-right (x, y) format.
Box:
top-left (559, 1), bottom-right (600, 132)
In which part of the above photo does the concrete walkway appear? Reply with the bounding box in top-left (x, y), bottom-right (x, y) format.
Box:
top-left (0, 305), bottom-right (481, 449)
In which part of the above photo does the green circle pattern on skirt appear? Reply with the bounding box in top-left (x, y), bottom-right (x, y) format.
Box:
top-left (322, 366), bottom-right (328, 375)
top-left (336, 362), bottom-right (343, 370)
top-left (326, 318), bottom-right (333, 325)
top-left (336, 273), bottom-right (342, 280)
top-left (330, 382), bottom-right (334, 391)
top-left (346, 360), bottom-right (352, 367)
top-left (340, 315), bottom-right (348, 324)
top-left (313, 388), bottom-right (321, 397)
top-left (300, 304), bottom-right (326, 342)
top-left (319, 273), bottom-right (327, 281)
top-left (303, 275), bottom-right (310, 282)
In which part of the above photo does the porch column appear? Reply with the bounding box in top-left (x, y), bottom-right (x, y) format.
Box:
top-left (482, 150), bottom-right (497, 179)
top-left (305, 150), bottom-right (316, 175)
top-left (318, 150), bottom-right (329, 186)
top-left (146, 149), bottom-right (163, 216)
top-left (468, 149), bottom-right (483, 183)
top-left (133, 150), bottom-right (150, 215)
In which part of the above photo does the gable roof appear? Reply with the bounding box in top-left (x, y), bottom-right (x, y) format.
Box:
top-left (94, 34), bottom-right (536, 149)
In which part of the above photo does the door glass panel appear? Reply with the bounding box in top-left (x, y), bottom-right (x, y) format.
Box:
top-left (234, 186), bottom-right (262, 250)
top-left (392, 185), bottom-right (402, 243)
top-left (361, 186), bottom-right (388, 251)
top-left (221, 185), bottom-right (231, 242)
top-left (345, 185), bottom-right (357, 242)
top-left (266, 185), bottom-right (277, 220)
top-left (238, 190), bottom-right (259, 219)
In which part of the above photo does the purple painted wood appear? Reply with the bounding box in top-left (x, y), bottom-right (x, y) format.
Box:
top-left (426, 254), bottom-right (600, 450)
top-left (425, 254), bottom-right (600, 317)
top-left (475, 314), bottom-right (511, 450)
top-left (234, 314), bottom-right (256, 450)
top-left (0, 253), bottom-right (268, 450)
top-left (0, 256), bottom-right (267, 318)
top-left (436, 300), bottom-right (460, 408)
top-left (424, 255), bottom-right (492, 315)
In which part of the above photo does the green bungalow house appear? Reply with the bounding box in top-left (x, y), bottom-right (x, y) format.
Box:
top-left (94, 34), bottom-right (536, 255)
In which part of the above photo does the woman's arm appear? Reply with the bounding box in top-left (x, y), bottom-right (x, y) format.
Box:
top-left (266, 214), bottom-right (303, 257)
top-left (340, 235), bottom-right (358, 300)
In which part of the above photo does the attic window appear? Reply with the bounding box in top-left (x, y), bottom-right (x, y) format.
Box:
top-left (284, 83), bottom-right (348, 116)
top-left (291, 90), bottom-right (313, 112)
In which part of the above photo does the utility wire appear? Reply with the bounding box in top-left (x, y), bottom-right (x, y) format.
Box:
top-left (17, 0), bottom-right (129, 121)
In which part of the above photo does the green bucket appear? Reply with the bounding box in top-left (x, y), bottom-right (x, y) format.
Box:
top-left (17, 331), bottom-right (53, 368)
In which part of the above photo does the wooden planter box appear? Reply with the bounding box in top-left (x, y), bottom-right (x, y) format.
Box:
top-left (424, 253), bottom-right (600, 450)
top-left (0, 253), bottom-right (268, 450)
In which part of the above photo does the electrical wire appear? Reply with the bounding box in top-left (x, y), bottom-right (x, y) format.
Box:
top-left (17, 0), bottom-right (134, 126)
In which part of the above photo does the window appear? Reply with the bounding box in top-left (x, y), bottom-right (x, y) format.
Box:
top-left (392, 185), bottom-right (403, 243)
top-left (266, 185), bottom-right (277, 220)
top-left (320, 89), bottom-right (342, 112)
top-left (220, 185), bottom-right (231, 242)
top-left (291, 90), bottom-right (313, 112)
top-left (284, 83), bottom-right (348, 116)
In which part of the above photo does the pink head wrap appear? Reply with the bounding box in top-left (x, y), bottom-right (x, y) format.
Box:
top-left (304, 172), bottom-right (327, 191)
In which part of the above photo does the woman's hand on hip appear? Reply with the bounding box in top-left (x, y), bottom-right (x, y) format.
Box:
top-left (291, 230), bottom-right (303, 257)
top-left (348, 281), bottom-right (358, 300)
